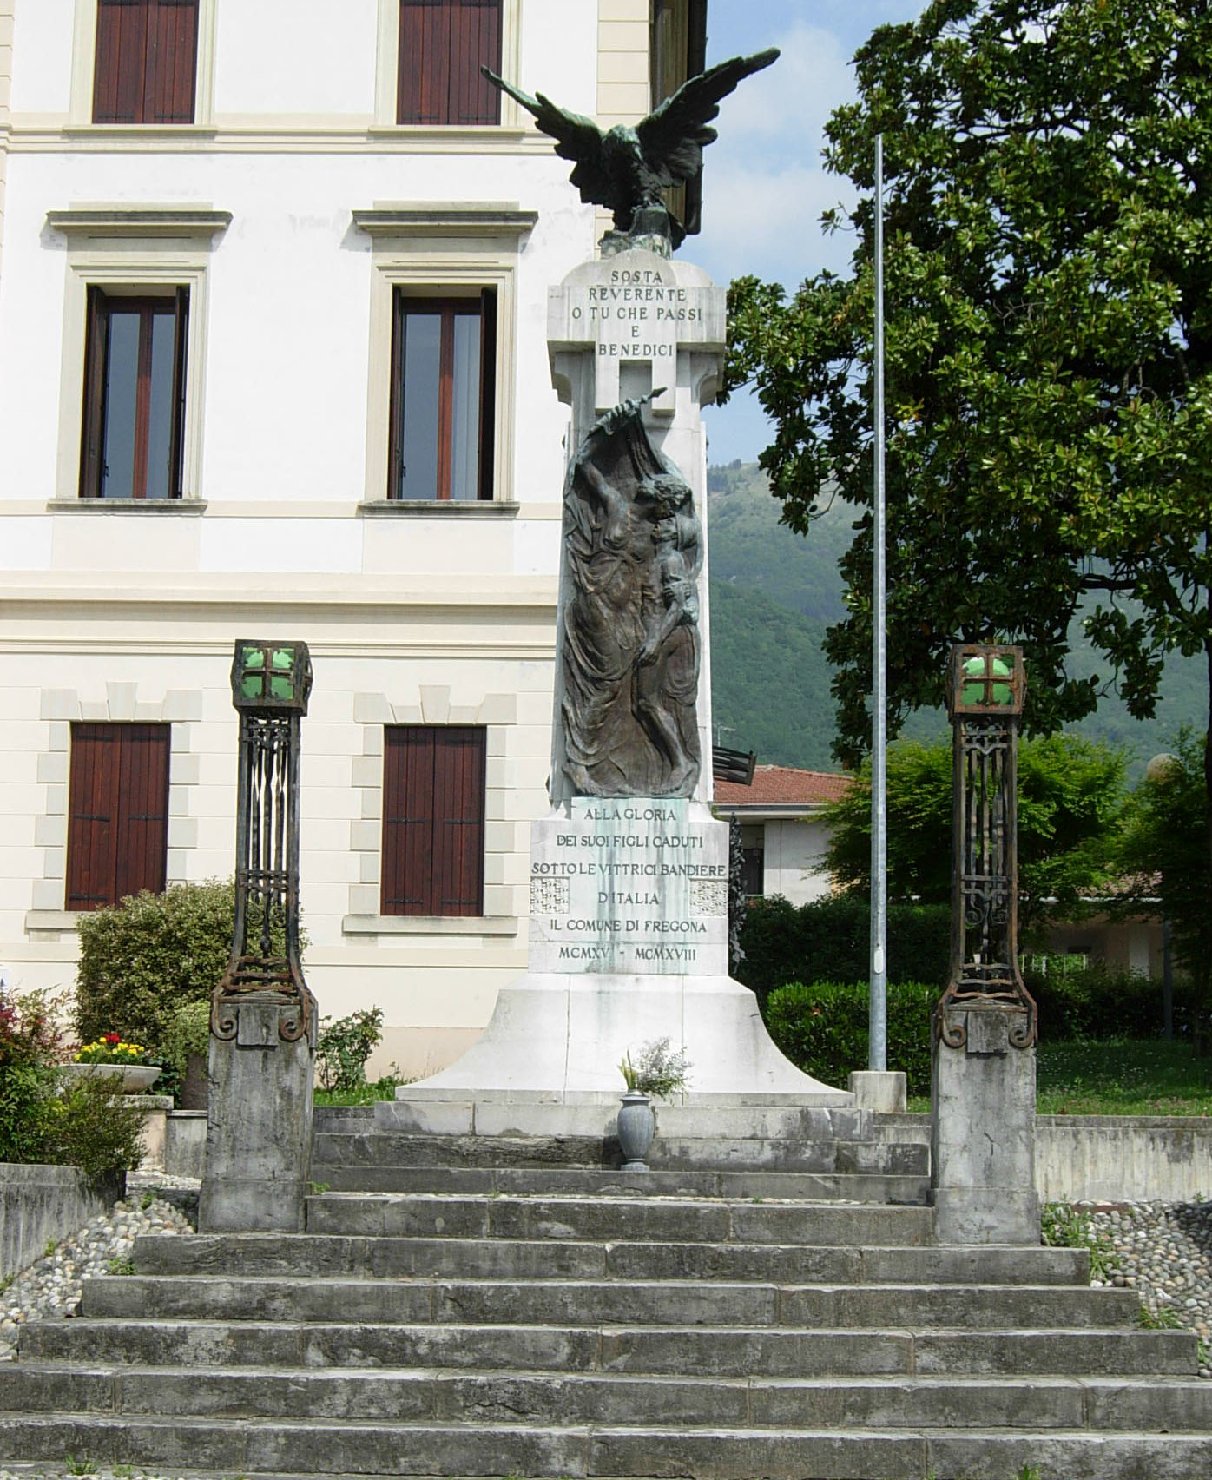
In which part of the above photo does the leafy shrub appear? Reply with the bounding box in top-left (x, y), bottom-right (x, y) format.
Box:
top-left (43, 1073), bottom-right (145, 1182)
top-left (0, 991), bottom-right (66, 1163)
top-left (765, 979), bottom-right (939, 1096)
top-left (75, 881), bottom-right (235, 1055)
top-left (1024, 963), bottom-right (1198, 1042)
top-left (160, 999), bottom-right (211, 1077)
top-left (0, 989), bottom-right (143, 1178)
top-left (316, 1008), bottom-right (384, 1094)
top-left (0, 1062), bottom-right (61, 1164)
top-left (737, 895), bottom-right (949, 1013)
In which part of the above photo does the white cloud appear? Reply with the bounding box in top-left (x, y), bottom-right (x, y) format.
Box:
top-left (698, 159), bottom-right (858, 288)
top-left (694, 22), bottom-right (865, 288)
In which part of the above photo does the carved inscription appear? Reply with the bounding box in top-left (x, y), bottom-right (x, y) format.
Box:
top-left (552, 261), bottom-right (723, 413)
top-left (530, 797), bottom-right (728, 975)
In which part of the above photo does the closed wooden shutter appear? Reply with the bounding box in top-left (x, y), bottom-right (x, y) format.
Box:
top-left (67, 724), bottom-right (170, 911)
top-left (381, 726), bottom-right (485, 916)
top-left (398, 0), bottom-right (502, 126)
top-left (93, 0), bottom-right (198, 124)
top-left (146, 0), bottom-right (198, 124)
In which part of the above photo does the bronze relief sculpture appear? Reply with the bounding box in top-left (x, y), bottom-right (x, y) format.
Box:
top-left (561, 397), bottom-right (701, 797)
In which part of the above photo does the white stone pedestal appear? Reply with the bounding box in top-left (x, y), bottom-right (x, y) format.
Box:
top-left (401, 797), bottom-right (845, 1114)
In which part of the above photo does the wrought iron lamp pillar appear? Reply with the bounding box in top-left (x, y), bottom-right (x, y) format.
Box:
top-left (931, 643), bottom-right (1039, 1245)
top-left (199, 640), bottom-right (317, 1234)
top-left (936, 643), bottom-right (1037, 1045)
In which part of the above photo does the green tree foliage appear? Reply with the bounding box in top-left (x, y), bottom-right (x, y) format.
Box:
top-left (724, 0), bottom-right (1212, 902)
top-left (824, 734), bottom-right (1128, 926)
top-left (74, 881), bottom-right (235, 1054)
top-left (1118, 731), bottom-right (1212, 996)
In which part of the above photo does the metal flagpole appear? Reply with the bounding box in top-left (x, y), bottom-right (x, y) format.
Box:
top-left (869, 133), bottom-right (888, 1071)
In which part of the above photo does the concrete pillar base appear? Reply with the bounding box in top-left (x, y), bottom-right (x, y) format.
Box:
top-left (932, 1004), bottom-right (1037, 1245)
top-left (199, 994), bottom-right (314, 1233)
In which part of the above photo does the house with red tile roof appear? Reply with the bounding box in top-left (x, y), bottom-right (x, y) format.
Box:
top-left (713, 765), bottom-right (853, 904)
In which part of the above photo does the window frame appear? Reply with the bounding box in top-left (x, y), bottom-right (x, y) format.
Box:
top-left (49, 210), bottom-right (226, 506)
top-left (354, 207), bottom-right (531, 509)
top-left (70, 0), bottom-right (216, 128)
top-left (388, 289), bottom-right (496, 502)
top-left (380, 725), bottom-right (487, 918)
top-left (80, 285), bottom-right (189, 501)
top-left (65, 721), bottom-right (171, 912)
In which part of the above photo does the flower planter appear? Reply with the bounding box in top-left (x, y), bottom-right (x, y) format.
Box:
top-left (61, 1063), bottom-right (162, 1094)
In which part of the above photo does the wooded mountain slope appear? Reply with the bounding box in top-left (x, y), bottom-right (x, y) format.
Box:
top-left (706, 462), bottom-right (1203, 774)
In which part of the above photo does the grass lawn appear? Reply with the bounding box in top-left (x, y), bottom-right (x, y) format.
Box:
top-left (909, 1037), bottom-right (1212, 1114)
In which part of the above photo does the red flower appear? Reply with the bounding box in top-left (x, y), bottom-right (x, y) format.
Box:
top-left (103, 1031), bottom-right (121, 1044)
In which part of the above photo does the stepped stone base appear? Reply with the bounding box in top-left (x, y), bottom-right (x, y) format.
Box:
top-left (399, 970), bottom-right (848, 1111)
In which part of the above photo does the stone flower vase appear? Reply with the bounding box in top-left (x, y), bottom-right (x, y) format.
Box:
top-left (617, 1091), bottom-right (656, 1172)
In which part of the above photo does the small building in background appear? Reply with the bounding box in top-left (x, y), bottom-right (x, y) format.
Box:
top-left (713, 765), bottom-right (851, 906)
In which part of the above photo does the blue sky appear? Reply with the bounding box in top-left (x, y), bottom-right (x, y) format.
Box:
top-left (695, 1), bottom-right (924, 462)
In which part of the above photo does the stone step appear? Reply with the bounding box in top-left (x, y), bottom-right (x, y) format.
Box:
top-left (79, 1274), bottom-right (1143, 1331)
top-left (133, 1231), bottom-right (1090, 1285)
top-left (4, 1364), bottom-right (1212, 1432)
top-left (1, 1411), bottom-right (1210, 1479)
top-left (19, 1319), bottom-right (1197, 1377)
top-left (312, 1163), bottom-right (931, 1203)
top-left (303, 1192), bottom-right (936, 1245)
top-left (310, 1131), bottom-right (930, 1178)
top-left (373, 1098), bottom-right (872, 1145)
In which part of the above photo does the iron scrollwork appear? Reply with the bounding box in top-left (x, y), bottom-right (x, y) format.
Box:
top-left (212, 642), bottom-right (316, 1046)
top-left (936, 647), bottom-right (1037, 1049)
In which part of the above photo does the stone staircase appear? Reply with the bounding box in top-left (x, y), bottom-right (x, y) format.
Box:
top-left (0, 1106), bottom-right (1210, 1478)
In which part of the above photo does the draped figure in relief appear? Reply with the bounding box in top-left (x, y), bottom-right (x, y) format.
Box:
top-left (560, 397), bottom-right (701, 798)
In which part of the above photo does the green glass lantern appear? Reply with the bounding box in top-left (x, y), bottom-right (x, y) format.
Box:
top-left (949, 644), bottom-right (1024, 716)
top-left (230, 639), bottom-right (313, 715)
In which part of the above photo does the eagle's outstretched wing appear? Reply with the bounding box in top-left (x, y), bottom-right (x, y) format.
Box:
top-left (482, 68), bottom-right (622, 214)
top-left (636, 48), bottom-right (779, 187)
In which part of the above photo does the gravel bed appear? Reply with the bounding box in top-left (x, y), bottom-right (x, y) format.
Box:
top-left (1077, 1197), bottom-right (1212, 1375)
top-left (0, 1173), bottom-right (196, 1365)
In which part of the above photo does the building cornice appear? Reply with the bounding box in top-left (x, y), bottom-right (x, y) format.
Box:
top-left (352, 204), bottom-right (538, 239)
top-left (45, 207), bottom-right (231, 240)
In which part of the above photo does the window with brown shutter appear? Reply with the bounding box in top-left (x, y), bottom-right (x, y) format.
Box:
top-left (66, 724), bottom-right (171, 911)
top-left (93, 0), bottom-right (199, 125)
top-left (388, 290), bottom-right (496, 500)
top-left (80, 287), bottom-right (189, 500)
top-left (398, 0), bottom-right (502, 125)
top-left (381, 727), bottom-right (486, 916)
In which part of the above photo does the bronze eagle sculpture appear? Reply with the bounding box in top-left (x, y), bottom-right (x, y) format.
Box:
top-left (482, 49), bottom-right (779, 246)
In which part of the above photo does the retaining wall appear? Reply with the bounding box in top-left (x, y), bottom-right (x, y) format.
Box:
top-left (0, 1164), bottom-right (122, 1280)
top-left (879, 1114), bottom-right (1212, 1202)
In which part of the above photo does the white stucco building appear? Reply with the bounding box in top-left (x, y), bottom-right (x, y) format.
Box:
top-left (0, 0), bottom-right (706, 1075)
top-left (713, 765), bottom-right (850, 906)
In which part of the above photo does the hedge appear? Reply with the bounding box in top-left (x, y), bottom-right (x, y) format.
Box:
top-left (736, 894), bottom-right (950, 1013)
top-left (74, 880), bottom-right (236, 1055)
top-left (1023, 963), bottom-right (1199, 1042)
top-left (765, 979), bottom-right (939, 1097)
